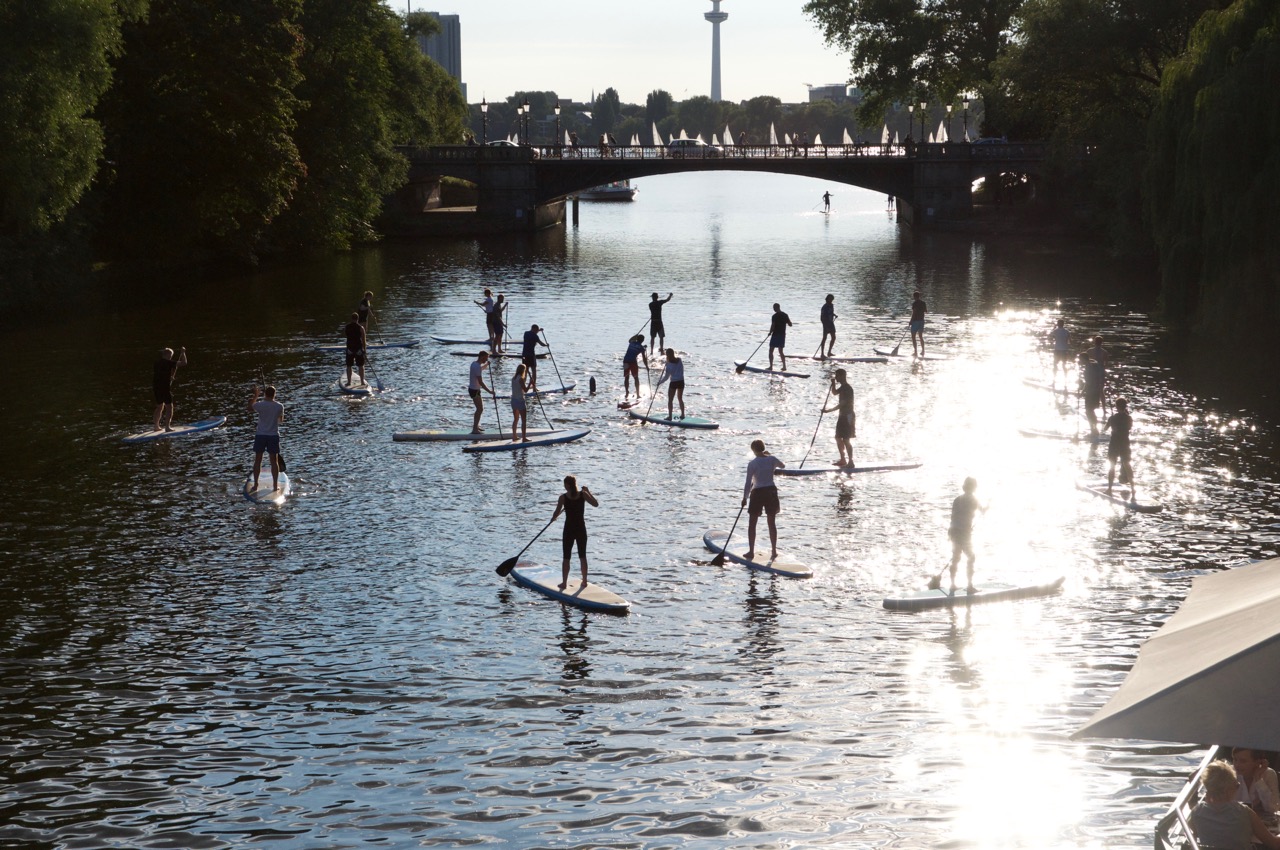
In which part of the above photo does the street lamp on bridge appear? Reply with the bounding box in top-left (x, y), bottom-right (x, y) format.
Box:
top-left (523, 98), bottom-right (531, 146)
top-left (480, 98), bottom-right (488, 145)
top-left (963, 98), bottom-right (970, 142)
top-left (907, 104), bottom-right (914, 141)
top-left (554, 104), bottom-right (561, 154)
top-left (919, 101), bottom-right (927, 141)
top-left (946, 104), bottom-right (953, 142)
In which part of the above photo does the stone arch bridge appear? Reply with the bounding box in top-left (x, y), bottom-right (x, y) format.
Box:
top-left (394, 142), bottom-right (1051, 232)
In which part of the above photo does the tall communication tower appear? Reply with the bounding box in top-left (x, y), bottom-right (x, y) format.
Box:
top-left (705, 0), bottom-right (728, 102)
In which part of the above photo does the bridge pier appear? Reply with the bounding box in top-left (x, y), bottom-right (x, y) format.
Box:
top-left (903, 148), bottom-right (976, 226)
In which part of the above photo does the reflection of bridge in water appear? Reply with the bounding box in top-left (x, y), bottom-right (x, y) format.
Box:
top-left (394, 142), bottom-right (1051, 232)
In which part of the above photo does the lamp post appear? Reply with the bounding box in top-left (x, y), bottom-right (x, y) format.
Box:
top-left (480, 98), bottom-right (488, 145)
top-left (523, 97), bottom-right (531, 146)
top-left (554, 104), bottom-right (561, 155)
top-left (919, 101), bottom-right (927, 141)
top-left (907, 104), bottom-right (914, 142)
top-left (515, 104), bottom-right (523, 144)
top-left (963, 98), bottom-right (970, 142)
top-left (946, 104), bottom-right (953, 142)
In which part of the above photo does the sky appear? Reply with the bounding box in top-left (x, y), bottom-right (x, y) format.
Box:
top-left (408, 1), bottom-right (856, 106)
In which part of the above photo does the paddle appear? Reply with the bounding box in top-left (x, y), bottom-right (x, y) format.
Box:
top-left (486, 359), bottom-right (503, 434)
top-left (735, 331), bottom-right (771, 373)
top-left (642, 355), bottom-right (658, 419)
top-left (257, 368), bottom-right (286, 472)
top-left (496, 516), bottom-right (557, 576)
top-left (370, 310), bottom-right (386, 346)
top-left (927, 564), bottom-right (949, 591)
top-left (364, 347), bottom-right (385, 391)
top-left (540, 329), bottom-right (568, 391)
top-left (710, 503), bottom-right (747, 566)
top-left (798, 382), bottom-right (834, 469)
top-left (889, 325), bottom-right (910, 356)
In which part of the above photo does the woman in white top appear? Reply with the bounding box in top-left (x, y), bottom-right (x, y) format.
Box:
top-left (654, 348), bottom-right (685, 419)
top-left (510, 363), bottom-right (529, 443)
top-left (742, 440), bottom-right (785, 562)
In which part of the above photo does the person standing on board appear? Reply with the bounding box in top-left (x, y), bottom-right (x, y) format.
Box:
top-left (475, 288), bottom-right (497, 352)
top-left (248, 384), bottom-right (285, 493)
top-left (468, 350), bottom-right (492, 434)
top-left (552, 475), bottom-right (599, 590)
top-left (819, 294), bottom-right (838, 359)
top-left (909, 290), bottom-right (927, 357)
top-left (654, 348), bottom-right (686, 419)
top-left (822, 191), bottom-right (832, 212)
top-left (152, 346), bottom-right (187, 432)
top-left (622, 334), bottom-right (647, 399)
top-left (946, 477), bottom-right (987, 594)
top-left (648, 292), bottom-right (673, 355)
top-left (823, 368), bottom-right (856, 467)
top-left (1079, 336), bottom-right (1110, 435)
top-left (509, 362), bottom-right (530, 442)
top-left (1049, 318), bottom-right (1071, 385)
top-left (491, 293), bottom-right (508, 352)
top-left (1103, 398), bottom-right (1136, 499)
top-left (768, 303), bottom-right (793, 371)
top-left (521, 324), bottom-right (547, 391)
top-left (357, 291), bottom-right (374, 328)
top-left (742, 439), bottom-right (786, 563)
top-left (343, 312), bottom-right (367, 387)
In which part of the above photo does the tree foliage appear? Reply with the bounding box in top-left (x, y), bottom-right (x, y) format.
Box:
top-left (0, 0), bottom-right (144, 234)
top-left (1144, 0), bottom-right (1280, 335)
top-left (803, 0), bottom-right (1020, 126)
top-left (97, 0), bottom-right (305, 262)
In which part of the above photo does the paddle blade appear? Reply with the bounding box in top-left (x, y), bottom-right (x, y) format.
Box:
top-left (496, 556), bottom-right (518, 576)
top-left (927, 570), bottom-right (943, 590)
top-left (890, 345), bottom-right (901, 356)
top-left (277, 453), bottom-right (287, 473)
top-left (709, 552), bottom-right (726, 566)
top-left (735, 363), bottom-right (747, 373)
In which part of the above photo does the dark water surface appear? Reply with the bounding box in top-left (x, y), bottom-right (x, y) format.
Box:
top-left (2, 173), bottom-right (1278, 849)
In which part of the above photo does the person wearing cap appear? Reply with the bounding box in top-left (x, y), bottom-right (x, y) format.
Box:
top-left (623, 334), bottom-right (648, 399)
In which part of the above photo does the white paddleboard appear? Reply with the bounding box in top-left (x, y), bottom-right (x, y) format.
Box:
top-left (243, 471), bottom-right (292, 505)
top-left (393, 427), bottom-right (558, 442)
top-left (462, 429), bottom-right (590, 453)
top-left (337, 376), bottom-right (375, 395)
top-left (1023, 377), bottom-right (1077, 395)
top-left (431, 335), bottom-right (493, 345)
top-left (794, 355), bottom-right (890, 364)
top-left (1076, 480), bottom-right (1162, 513)
top-left (508, 560), bottom-right (630, 613)
top-left (1019, 428), bottom-right (1157, 446)
top-left (702, 530), bottom-right (813, 578)
top-left (777, 460), bottom-right (922, 476)
top-left (883, 577), bottom-right (1065, 611)
top-left (449, 350), bottom-right (545, 359)
top-left (873, 347), bottom-right (948, 361)
top-left (626, 409), bottom-right (719, 429)
top-left (314, 340), bottom-right (419, 352)
top-left (122, 416), bottom-right (226, 444)
top-left (734, 361), bottom-right (810, 378)
top-left (495, 382), bottom-right (576, 399)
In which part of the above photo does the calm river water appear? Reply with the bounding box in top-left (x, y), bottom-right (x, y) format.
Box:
top-left (2, 172), bottom-right (1278, 849)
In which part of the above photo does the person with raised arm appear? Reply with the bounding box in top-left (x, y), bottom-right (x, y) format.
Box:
top-left (152, 346), bottom-right (187, 432)
top-left (648, 292), bottom-right (673, 355)
top-left (822, 368), bottom-right (856, 467)
top-left (552, 475), bottom-right (599, 590)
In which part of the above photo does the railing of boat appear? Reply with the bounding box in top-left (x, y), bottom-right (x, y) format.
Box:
top-left (1154, 746), bottom-right (1223, 850)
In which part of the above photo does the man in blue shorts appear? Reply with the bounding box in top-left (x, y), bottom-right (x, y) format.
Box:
top-left (248, 384), bottom-right (285, 493)
top-left (768, 303), bottom-right (792, 371)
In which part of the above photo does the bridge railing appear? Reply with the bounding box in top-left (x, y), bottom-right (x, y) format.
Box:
top-left (404, 142), bottom-right (1048, 163)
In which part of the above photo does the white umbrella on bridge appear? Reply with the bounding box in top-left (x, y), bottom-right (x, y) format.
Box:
top-left (723, 125), bottom-right (735, 146)
top-left (813, 133), bottom-right (823, 145)
top-left (678, 129), bottom-right (689, 140)
top-left (843, 128), bottom-right (854, 145)
top-left (937, 120), bottom-right (948, 142)
top-left (769, 123), bottom-right (779, 146)
top-left (630, 134), bottom-right (639, 146)
top-left (564, 130), bottom-right (571, 146)
top-left (652, 122), bottom-right (663, 146)
top-left (881, 124), bottom-right (890, 145)
top-left (783, 132), bottom-right (792, 145)
top-left (1073, 558), bottom-right (1280, 752)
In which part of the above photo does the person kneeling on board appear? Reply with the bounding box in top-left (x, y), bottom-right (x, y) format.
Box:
top-left (946, 477), bottom-right (988, 594)
top-left (1103, 397), bottom-right (1135, 500)
top-left (743, 440), bottom-right (786, 562)
top-left (344, 312), bottom-right (367, 387)
top-left (249, 384), bottom-right (285, 492)
top-left (468, 351), bottom-right (492, 434)
top-left (823, 368), bottom-right (856, 467)
top-left (552, 475), bottom-right (598, 590)
top-left (654, 348), bottom-right (685, 419)
top-left (1189, 759), bottom-right (1280, 850)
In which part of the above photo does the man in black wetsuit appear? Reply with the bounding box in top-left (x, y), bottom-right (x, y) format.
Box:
top-left (152, 346), bottom-right (187, 431)
top-left (344, 312), bottom-right (367, 387)
top-left (648, 292), bottom-right (672, 355)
